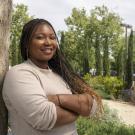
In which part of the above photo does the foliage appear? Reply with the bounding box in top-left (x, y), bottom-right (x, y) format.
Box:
top-left (77, 104), bottom-right (135, 135)
top-left (10, 4), bottom-right (33, 66)
top-left (116, 45), bottom-right (124, 79)
top-left (60, 8), bottom-right (90, 73)
top-left (83, 74), bottom-right (123, 99)
top-left (77, 117), bottom-right (135, 135)
top-left (87, 5), bottom-right (123, 76)
top-left (61, 5), bottom-right (123, 76)
top-left (133, 34), bottom-right (135, 73)
top-left (125, 30), bottom-right (134, 89)
top-left (94, 35), bottom-right (102, 75)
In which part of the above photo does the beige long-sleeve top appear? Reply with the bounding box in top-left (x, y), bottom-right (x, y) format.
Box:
top-left (2, 59), bottom-right (78, 135)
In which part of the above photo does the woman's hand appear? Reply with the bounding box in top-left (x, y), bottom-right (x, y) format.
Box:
top-left (47, 95), bottom-right (60, 106)
top-left (47, 95), bottom-right (79, 126)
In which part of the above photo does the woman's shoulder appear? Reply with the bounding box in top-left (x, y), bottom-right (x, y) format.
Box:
top-left (7, 61), bottom-right (38, 77)
top-left (9, 61), bottom-right (32, 70)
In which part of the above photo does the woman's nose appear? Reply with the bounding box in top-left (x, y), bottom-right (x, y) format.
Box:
top-left (45, 37), bottom-right (51, 45)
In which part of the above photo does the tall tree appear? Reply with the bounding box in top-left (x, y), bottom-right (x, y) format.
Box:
top-left (64, 8), bottom-right (90, 73)
top-left (125, 29), bottom-right (134, 88)
top-left (86, 5), bottom-right (122, 76)
top-left (83, 37), bottom-right (90, 74)
top-left (0, 0), bottom-right (12, 134)
top-left (95, 34), bottom-right (102, 75)
top-left (10, 4), bottom-right (33, 65)
top-left (116, 46), bottom-right (124, 79)
top-left (63, 6), bottom-right (123, 76)
top-left (103, 36), bottom-right (109, 76)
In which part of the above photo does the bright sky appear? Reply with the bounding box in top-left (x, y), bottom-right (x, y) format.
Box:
top-left (13, 0), bottom-right (135, 32)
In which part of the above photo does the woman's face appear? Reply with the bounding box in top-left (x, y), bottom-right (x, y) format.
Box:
top-left (28, 24), bottom-right (57, 64)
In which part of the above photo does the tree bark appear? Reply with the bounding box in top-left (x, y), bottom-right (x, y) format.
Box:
top-left (0, 0), bottom-right (12, 134)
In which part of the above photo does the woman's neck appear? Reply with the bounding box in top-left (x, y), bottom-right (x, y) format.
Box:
top-left (29, 58), bottom-right (49, 69)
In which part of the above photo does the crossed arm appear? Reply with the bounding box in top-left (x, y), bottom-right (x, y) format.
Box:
top-left (3, 68), bottom-right (95, 130)
top-left (48, 94), bottom-right (93, 126)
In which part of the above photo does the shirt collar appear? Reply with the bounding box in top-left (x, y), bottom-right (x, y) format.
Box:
top-left (27, 59), bottom-right (52, 73)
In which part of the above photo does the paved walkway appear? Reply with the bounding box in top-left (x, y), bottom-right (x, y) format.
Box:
top-left (103, 100), bottom-right (135, 126)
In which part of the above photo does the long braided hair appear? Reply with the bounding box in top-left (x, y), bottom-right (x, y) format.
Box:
top-left (20, 18), bottom-right (103, 115)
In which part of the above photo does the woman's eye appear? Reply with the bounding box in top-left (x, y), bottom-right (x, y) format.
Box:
top-left (33, 34), bottom-right (56, 40)
top-left (50, 36), bottom-right (56, 40)
top-left (35, 36), bottom-right (44, 40)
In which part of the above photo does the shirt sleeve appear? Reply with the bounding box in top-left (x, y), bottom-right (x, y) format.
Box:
top-left (2, 67), bottom-right (57, 130)
top-left (89, 98), bottom-right (98, 117)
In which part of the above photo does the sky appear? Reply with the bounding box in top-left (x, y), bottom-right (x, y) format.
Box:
top-left (13, 0), bottom-right (135, 32)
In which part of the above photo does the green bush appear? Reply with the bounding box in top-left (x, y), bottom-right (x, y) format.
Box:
top-left (103, 76), bottom-right (123, 98)
top-left (83, 74), bottom-right (123, 99)
top-left (76, 104), bottom-right (135, 135)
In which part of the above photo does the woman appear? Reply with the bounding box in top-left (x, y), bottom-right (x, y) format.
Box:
top-left (2, 19), bottom-right (102, 135)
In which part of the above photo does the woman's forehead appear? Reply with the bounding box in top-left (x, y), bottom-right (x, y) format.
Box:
top-left (34, 23), bottom-right (55, 34)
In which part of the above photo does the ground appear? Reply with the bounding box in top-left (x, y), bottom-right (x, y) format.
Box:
top-left (103, 99), bottom-right (135, 126)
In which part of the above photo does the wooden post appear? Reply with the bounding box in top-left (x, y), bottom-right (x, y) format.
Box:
top-left (0, 0), bottom-right (12, 134)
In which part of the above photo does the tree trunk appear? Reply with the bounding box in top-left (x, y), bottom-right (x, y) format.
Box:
top-left (0, 0), bottom-right (12, 134)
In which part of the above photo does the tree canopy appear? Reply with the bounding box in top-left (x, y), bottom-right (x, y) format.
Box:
top-left (60, 5), bottom-right (123, 76)
top-left (10, 4), bottom-right (33, 65)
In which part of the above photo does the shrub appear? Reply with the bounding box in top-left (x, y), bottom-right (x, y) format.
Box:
top-left (103, 76), bottom-right (123, 98)
top-left (83, 74), bottom-right (123, 99)
top-left (76, 104), bottom-right (135, 135)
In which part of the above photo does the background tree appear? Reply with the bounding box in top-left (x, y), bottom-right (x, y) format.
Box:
top-left (89, 6), bottom-right (123, 76)
top-left (10, 4), bottom-right (33, 66)
top-left (116, 45), bottom-right (124, 79)
top-left (125, 29), bottom-right (134, 88)
top-left (94, 34), bottom-right (102, 75)
top-left (0, 0), bottom-right (12, 134)
top-left (63, 8), bottom-right (90, 73)
top-left (86, 9), bottom-right (103, 75)
top-left (62, 6), bottom-right (123, 76)
top-left (133, 34), bottom-right (135, 74)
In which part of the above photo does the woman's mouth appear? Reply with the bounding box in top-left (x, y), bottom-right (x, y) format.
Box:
top-left (41, 47), bottom-right (53, 54)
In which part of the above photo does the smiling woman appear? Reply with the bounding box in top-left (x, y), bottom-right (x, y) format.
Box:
top-left (28, 24), bottom-right (58, 69)
top-left (2, 18), bottom-right (103, 135)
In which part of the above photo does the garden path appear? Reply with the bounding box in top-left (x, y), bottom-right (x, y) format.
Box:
top-left (103, 99), bottom-right (135, 126)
